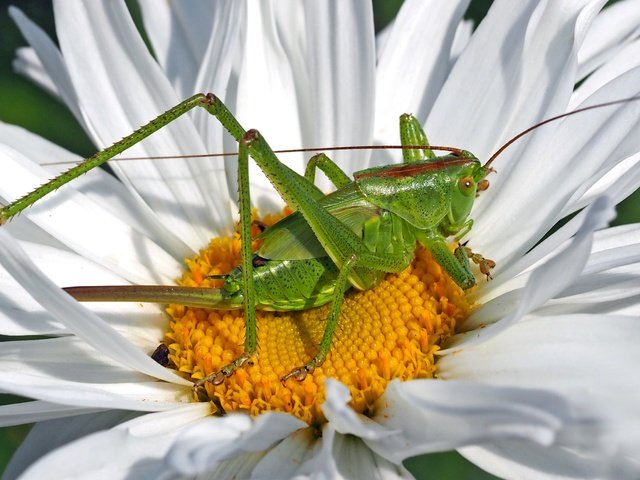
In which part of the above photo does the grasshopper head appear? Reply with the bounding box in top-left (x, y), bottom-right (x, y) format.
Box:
top-left (440, 156), bottom-right (489, 237)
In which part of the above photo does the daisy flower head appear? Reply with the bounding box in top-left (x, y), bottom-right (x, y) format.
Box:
top-left (1, 1), bottom-right (640, 479)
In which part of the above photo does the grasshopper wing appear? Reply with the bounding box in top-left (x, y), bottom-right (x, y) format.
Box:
top-left (258, 184), bottom-right (378, 260)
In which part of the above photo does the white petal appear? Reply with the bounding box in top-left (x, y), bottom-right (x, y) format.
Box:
top-left (251, 428), bottom-right (318, 479)
top-left (0, 121), bottom-right (181, 258)
top-left (13, 47), bottom-right (61, 101)
top-left (460, 441), bottom-right (639, 480)
top-left (561, 153), bottom-right (640, 219)
top-left (1, 371), bottom-right (189, 411)
top-left (322, 379), bottom-right (397, 441)
top-left (368, 380), bottom-right (581, 464)
top-left (439, 315), bottom-right (640, 460)
top-left (9, 7), bottom-right (85, 126)
top-left (294, 425), bottom-right (341, 479)
top-left (449, 19), bottom-right (474, 64)
top-left (0, 240), bottom-right (168, 344)
top-left (232, 0), bottom-right (305, 212)
top-left (0, 121), bottom-right (193, 258)
top-left (0, 144), bottom-right (182, 284)
top-left (450, 196), bottom-right (614, 346)
top-left (137, 0), bottom-right (217, 98)
top-left (299, 0), bottom-right (376, 180)
top-left (0, 401), bottom-right (99, 427)
top-left (191, 1), bottom-right (244, 152)
top-left (165, 412), bottom-right (305, 475)
top-left (427, 0), bottom-right (599, 160)
top-left (374, 0), bottom-right (469, 151)
top-left (0, 229), bottom-right (190, 386)
top-left (331, 433), bottom-right (412, 479)
top-left (472, 66), bottom-right (640, 267)
top-left (299, 428), bottom-right (412, 480)
top-left (577, 0), bottom-right (640, 80)
top-left (53, 0), bottom-right (233, 247)
top-left (0, 338), bottom-right (190, 410)
top-left (4, 410), bottom-right (138, 480)
top-left (573, 37), bottom-right (640, 107)
top-left (15, 404), bottom-right (210, 480)
top-left (592, 222), bottom-right (640, 251)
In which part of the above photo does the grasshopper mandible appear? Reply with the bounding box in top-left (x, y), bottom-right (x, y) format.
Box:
top-left (0, 93), bottom-right (634, 389)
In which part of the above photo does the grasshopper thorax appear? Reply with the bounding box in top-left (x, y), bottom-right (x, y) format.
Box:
top-left (354, 155), bottom-right (488, 237)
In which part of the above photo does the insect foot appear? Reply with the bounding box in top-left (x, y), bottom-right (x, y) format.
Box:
top-left (463, 246), bottom-right (496, 281)
top-left (281, 353), bottom-right (324, 384)
top-left (281, 366), bottom-right (313, 383)
top-left (193, 353), bottom-right (253, 389)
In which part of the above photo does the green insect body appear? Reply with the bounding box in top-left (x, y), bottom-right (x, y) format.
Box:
top-left (66, 155), bottom-right (487, 313)
top-left (0, 93), bottom-right (491, 387)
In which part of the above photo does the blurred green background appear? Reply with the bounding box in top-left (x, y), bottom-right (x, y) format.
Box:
top-left (0, 1), bottom-right (637, 478)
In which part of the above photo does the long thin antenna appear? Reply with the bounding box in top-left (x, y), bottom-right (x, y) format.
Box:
top-left (43, 145), bottom-right (468, 166)
top-left (484, 95), bottom-right (640, 169)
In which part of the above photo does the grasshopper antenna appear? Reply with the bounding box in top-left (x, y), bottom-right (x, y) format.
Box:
top-left (484, 95), bottom-right (640, 170)
top-left (44, 145), bottom-right (469, 166)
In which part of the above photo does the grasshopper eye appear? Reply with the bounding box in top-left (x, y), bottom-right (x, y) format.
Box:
top-left (458, 176), bottom-right (475, 196)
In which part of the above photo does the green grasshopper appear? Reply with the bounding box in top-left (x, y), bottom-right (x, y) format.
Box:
top-left (0, 93), bottom-right (633, 387)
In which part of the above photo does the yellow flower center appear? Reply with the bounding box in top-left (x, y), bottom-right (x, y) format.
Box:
top-left (162, 211), bottom-right (471, 426)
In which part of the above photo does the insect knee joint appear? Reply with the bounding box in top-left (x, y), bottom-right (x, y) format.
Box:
top-left (201, 92), bottom-right (218, 106)
top-left (242, 129), bottom-right (261, 145)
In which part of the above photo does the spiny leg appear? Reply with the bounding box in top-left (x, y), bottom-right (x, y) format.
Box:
top-left (282, 249), bottom-right (411, 382)
top-left (417, 231), bottom-right (477, 290)
top-left (304, 153), bottom-right (351, 189)
top-left (0, 94), bottom-right (213, 224)
top-left (194, 135), bottom-right (257, 389)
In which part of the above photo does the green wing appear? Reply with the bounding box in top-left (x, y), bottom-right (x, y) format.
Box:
top-left (258, 183), bottom-right (379, 260)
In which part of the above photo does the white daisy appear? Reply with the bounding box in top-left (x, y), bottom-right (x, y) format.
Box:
top-left (1, 1), bottom-right (640, 479)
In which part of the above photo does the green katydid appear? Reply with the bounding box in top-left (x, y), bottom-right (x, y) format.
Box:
top-left (0, 93), bottom-right (636, 389)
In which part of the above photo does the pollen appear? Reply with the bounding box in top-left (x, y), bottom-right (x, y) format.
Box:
top-left (163, 210), bottom-right (471, 426)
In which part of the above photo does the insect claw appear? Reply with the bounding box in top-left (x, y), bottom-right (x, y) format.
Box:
top-left (281, 366), bottom-right (310, 384)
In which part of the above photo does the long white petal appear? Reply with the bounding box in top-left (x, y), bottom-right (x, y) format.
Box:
top-left (4, 410), bottom-right (138, 480)
top-left (0, 229), bottom-right (189, 385)
top-left (0, 144), bottom-right (183, 284)
top-left (0, 121), bottom-right (192, 258)
top-left (165, 412), bottom-right (305, 475)
top-left (192, 1), bottom-right (244, 153)
top-left (14, 404), bottom-right (210, 480)
top-left (13, 47), bottom-right (61, 102)
top-left (9, 6), bottom-right (85, 127)
top-left (53, 0), bottom-right (233, 247)
top-left (0, 240), bottom-right (168, 344)
top-left (0, 401), bottom-right (100, 428)
top-left (300, 0), bottom-right (376, 179)
top-left (472, 66), bottom-right (640, 266)
top-left (374, 0), bottom-right (470, 152)
top-left (449, 196), bottom-right (614, 347)
top-left (460, 441), bottom-right (639, 480)
top-left (440, 315), bottom-right (640, 469)
top-left (577, 0), bottom-right (640, 80)
top-left (137, 0), bottom-right (217, 99)
top-left (367, 380), bottom-right (585, 464)
top-left (427, 0), bottom-right (600, 160)
top-left (573, 37), bottom-right (640, 107)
